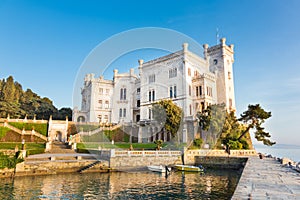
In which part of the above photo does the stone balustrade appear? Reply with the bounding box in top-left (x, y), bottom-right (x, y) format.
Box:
top-left (112, 150), bottom-right (181, 157)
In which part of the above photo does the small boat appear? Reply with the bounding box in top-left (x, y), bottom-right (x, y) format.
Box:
top-left (174, 165), bottom-right (204, 172)
top-left (147, 165), bottom-right (171, 173)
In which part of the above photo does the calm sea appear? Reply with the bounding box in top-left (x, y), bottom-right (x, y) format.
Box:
top-left (254, 144), bottom-right (300, 163)
top-left (0, 169), bottom-right (242, 199)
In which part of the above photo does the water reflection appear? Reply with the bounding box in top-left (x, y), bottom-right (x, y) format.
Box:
top-left (0, 169), bottom-right (241, 200)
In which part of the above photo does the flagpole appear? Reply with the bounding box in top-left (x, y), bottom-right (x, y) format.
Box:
top-left (216, 28), bottom-right (219, 45)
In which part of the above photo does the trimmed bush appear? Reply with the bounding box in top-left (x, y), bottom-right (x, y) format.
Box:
top-left (193, 138), bottom-right (203, 148)
top-left (0, 152), bottom-right (23, 169)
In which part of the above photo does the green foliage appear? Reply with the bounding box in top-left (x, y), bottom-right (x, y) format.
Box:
top-left (197, 103), bottom-right (228, 148)
top-left (197, 103), bottom-right (227, 133)
top-left (227, 140), bottom-right (243, 150)
top-left (81, 128), bottom-right (130, 143)
top-left (239, 104), bottom-right (275, 146)
top-left (239, 139), bottom-right (250, 150)
top-left (8, 122), bottom-right (48, 136)
top-left (154, 139), bottom-right (163, 150)
top-left (197, 104), bottom-right (252, 150)
top-left (0, 152), bottom-right (24, 169)
top-left (193, 138), bottom-right (203, 148)
top-left (152, 100), bottom-right (182, 137)
top-left (26, 148), bottom-right (45, 155)
top-left (0, 142), bottom-right (45, 150)
top-left (0, 76), bottom-right (72, 120)
top-left (0, 126), bottom-right (10, 139)
top-left (218, 111), bottom-right (250, 148)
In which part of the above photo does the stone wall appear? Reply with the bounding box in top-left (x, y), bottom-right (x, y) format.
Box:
top-left (14, 160), bottom-right (109, 177)
top-left (108, 150), bottom-right (182, 169)
top-left (110, 156), bottom-right (182, 169)
top-left (184, 149), bottom-right (257, 165)
top-left (195, 156), bottom-right (248, 169)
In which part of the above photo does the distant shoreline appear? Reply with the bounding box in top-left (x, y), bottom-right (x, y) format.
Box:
top-left (254, 144), bottom-right (300, 163)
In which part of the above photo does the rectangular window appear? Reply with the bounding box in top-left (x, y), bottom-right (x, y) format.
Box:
top-left (170, 86), bottom-right (173, 98)
top-left (123, 88), bottom-right (126, 100)
top-left (99, 88), bottom-right (103, 94)
top-left (174, 86), bottom-right (177, 98)
top-left (152, 90), bottom-right (155, 101)
top-left (104, 115), bottom-right (108, 122)
top-left (189, 85), bottom-right (191, 96)
top-left (149, 91), bottom-right (152, 102)
top-left (137, 100), bottom-right (140, 107)
top-left (105, 100), bottom-right (109, 108)
top-left (149, 108), bottom-right (152, 119)
top-left (199, 86), bottom-right (202, 96)
top-left (98, 115), bottom-right (102, 122)
top-left (120, 88), bottom-right (123, 100)
top-left (206, 87), bottom-right (212, 97)
top-left (189, 104), bottom-right (192, 115)
top-left (196, 86), bottom-right (199, 96)
top-left (123, 108), bottom-right (126, 117)
top-left (149, 74), bottom-right (155, 83)
top-left (98, 100), bottom-right (102, 108)
top-left (228, 72), bottom-right (231, 80)
top-left (201, 102), bottom-right (205, 111)
top-left (137, 88), bottom-right (140, 94)
top-left (194, 70), bottom-right (198, 77)
top-left (119, 108), bottom-right (122, 118)
top-left (169, 68), bottom-right (177, 78)
top-left (188, 68), bottom-right (191, 76)
top-left (120, 88), bottom-right (126, 100)
top-left (106, 89), bottom-right (110, 94)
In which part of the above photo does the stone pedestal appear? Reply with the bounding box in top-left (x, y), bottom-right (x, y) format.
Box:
top-left (45, 142), bottom-right (51, 152)
top-left (18, 150), bottom-right (27, 159)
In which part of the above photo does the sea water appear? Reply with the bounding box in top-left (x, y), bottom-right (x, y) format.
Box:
top-left (254, 144), bottom-right (300, 162)
top-left (0, 169), bottom-right (242, 199)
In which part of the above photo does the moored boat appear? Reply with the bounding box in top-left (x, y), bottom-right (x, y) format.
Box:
top-left (147, 165), bottom-right (171, 173)
top-left (174, 165), bottom-right (204, 172)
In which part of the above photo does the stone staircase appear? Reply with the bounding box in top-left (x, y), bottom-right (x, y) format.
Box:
top-left (49, 141), bottom-right (75, 154)
top-left (1, 122), bottom-right (47, 141)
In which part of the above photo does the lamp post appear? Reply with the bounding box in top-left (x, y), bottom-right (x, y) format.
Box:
top-left (22, 139), bottom-right (25, 150)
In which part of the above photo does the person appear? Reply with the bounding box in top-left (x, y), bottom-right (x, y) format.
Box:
top-left (129, 144), bottom-right (133, 151)
top-left (226, 145), bottom-right (231, 155)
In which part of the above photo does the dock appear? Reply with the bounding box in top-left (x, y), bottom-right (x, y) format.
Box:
top-left (232, 157), bottom-right (300, 199)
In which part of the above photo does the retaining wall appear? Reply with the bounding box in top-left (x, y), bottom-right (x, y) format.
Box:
top-left (184, 149), bottom-right (256, 165)
top-left (109, 150), bottom-right (182, 169)
top-left (14, 160), bottom-right (109, 177)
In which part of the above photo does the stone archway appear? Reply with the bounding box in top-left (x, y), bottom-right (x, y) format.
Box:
top-left (77, 116), bottom-right (86, 122)
top-left (48, 118), bottom-right (68, 143)
top-left (56, 131), bottom-right (63, 142)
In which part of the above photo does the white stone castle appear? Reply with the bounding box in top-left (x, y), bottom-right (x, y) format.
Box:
top-left (73, 38), bottom-right (235, 143)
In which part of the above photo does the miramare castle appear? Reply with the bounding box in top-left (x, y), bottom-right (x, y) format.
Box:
top-left (73, 38), bottom-right (236, 143)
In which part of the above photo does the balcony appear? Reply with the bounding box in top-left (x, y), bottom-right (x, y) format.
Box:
top-left (117, 100), bottom-right (128, 104)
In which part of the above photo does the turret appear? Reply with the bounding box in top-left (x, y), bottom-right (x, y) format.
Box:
top-left (206, 38), bottom-right (236, 111)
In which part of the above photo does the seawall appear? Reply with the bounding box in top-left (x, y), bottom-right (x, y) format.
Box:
top-left (0, 149), bottom-right (256, 178)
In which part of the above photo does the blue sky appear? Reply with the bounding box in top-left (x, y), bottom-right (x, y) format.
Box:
top-left (0, 0), bottom-right (300, 145)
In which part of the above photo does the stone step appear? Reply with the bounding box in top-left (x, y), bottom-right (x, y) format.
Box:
top-left (49, 141), bottom-right (75, 154)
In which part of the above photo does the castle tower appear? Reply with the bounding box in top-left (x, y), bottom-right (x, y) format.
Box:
top-left (204, 38), bottom-right (236, 111)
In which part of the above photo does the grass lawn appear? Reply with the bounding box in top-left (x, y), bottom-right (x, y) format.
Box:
top-left (8, 122), bottom-right (48, 136)
top-left (77, 142), bottom-right (173, 150)
top-left (0, 126), bottom-right (10, 139)
top-left (0, 142), bottom-right (45, 155)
